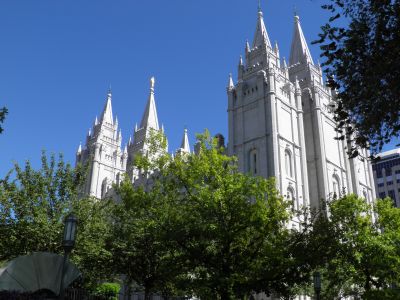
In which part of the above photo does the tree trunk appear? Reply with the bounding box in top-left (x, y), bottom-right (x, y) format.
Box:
top-left (144, 286), bottom-right (151, 300)
top-left (219, 289), bottom-right (234, 300)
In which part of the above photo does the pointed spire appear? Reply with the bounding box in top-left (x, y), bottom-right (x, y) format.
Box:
top-left (129, 136), bottom-right (132, 146)
top-left (161, 123), bottom-right (165, 133)
top-left (289, 14), bottom-right (314, 66)
top-left (77, 143), bottom-right (82, 154)
top-left (180, 128), bottom-right (191, 154)
top-left (239, 55), bottom-right (243, 66)
top-left (227, 73), bottom-right (234, 90)
top-left (95, 116), bottom-right (98, 126)
top-left (87, 128), bottom-right (91, 137)
top-left (245, 40), bottom-right (250, 53)
top-left (135, 123), bottom-right (138, 132)
top-left (140, 76), bottom-right (159, 130)
top-left (317, 60), bottom-right (322, 73)
top-left (118, 128), bottom-right (122, 140)
top-left (123, 145), bottom-right (128, 155)
top-left (274, 41), bottom-right (279, 54)
top-left (252, 7), bottom-right (271, 48)
top-left (283, 57), bottom-right (288, 69)
top-left (100, 90), bottom-right (114, 125)
top-left (115, 116), bottom-right (119, 127)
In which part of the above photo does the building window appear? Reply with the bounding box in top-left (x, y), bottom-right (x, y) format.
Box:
top-left (387, 181), bottom-right (394, 186)
top-left (285, 149), bottom-right (293, 178)
top-left (101, 178), bottom-right (108, 198)
top-left (378, 183), bottom-right (385, 188)
top-left (379, 192), bottom-right (386, 199)
top-left (332, 175), bottom-right (340, 198)
top-left (116, 173), bottom-right (121, 186)
top-left (388, 190), bottom-right (396, 205)
top-left (249, 149), bottom-right (258, 175)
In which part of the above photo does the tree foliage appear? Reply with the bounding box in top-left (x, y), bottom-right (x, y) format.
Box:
top-left (0, 152), bottom-right (114, 287)
top-left (315, 0), bottom-right (400, 156)
top-left (310, 195), bottom-right (400, 299)
top-left (112, 130), bottom-right (315, 300)
top-left (0, 106), bottom-right (7, 134)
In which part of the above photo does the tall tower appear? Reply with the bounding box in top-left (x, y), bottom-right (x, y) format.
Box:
top-left (227, 8), bottom-right (310, 210)
top-left (76, 90), bottom-right (127, 199)
top-left (288, 14), bottom-right (376, 208)
top-left (127, 77), bottom-right (165, 182)
top-left (227, 8), bottom-right (376, 209)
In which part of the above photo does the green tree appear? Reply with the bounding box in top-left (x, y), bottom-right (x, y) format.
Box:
top-left (0, 106), bottom-right (7, 134)
top-left (111, 130), bottom-right (186, 300)
top-left (310, 195), bottom-right (400, 298)
top-left (0, 152), bottom-right (114, 287)
top-left (112, 130), bottom-right (309, 300)
top-left (315, 0), bottom-right (400, 157)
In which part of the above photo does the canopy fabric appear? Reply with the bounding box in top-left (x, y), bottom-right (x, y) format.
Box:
top-left (0, 252), bottom-right (80, 295)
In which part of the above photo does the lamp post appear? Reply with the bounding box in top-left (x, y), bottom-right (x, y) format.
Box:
top-left (59, 213), bottom-right (78, 300)
top-left (313, 271), bottom-right (321, 300)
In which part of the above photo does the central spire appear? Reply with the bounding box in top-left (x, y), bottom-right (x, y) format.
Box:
top-left (252, 6), bottom-right (271, 49)
top-left (289, 14), bottom-right (314, 66)
top-left (100, 90), bottom-right (114, 126)
top-left (140, 76), bottom-right (159, 130)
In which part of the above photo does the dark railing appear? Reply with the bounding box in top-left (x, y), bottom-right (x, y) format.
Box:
top-left (0, 289), bottom-right (115, 300)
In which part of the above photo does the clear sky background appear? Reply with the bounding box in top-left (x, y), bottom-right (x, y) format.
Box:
top-left (1, 0), bottom-right (398, 177)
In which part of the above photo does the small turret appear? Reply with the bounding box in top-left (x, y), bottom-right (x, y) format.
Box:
top-left (245, 40), bottom-right (250, 54)
top-left (77, 143), bottom-right (82, 154)
top-left (176, 128), bottom-right (191, 155)
top-left (295, 76), bottom-right (301, 94)
top-left (282, 57), bottom-right (289, 78)
top-left (227, 73), bottom-right (234, 91)
top-left (274, 41), bottom-right (279, 55)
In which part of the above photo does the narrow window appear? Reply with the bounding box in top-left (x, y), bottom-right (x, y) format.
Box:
top-left (285, 150), bottom-right (293, 177)
top-left (101, 178), bottom-right (108, 198)
top-left (249, 149), bottom-right (258, 175)
top-left (332, 175), bottom-right (340, 198)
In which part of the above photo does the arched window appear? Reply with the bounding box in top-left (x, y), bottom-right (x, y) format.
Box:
top-left (101, 178), bottom-right (108, 198)
top-left (332, 175), bottom-right (340, 198)
top-left (249, 149), bottom-right (258, 175)
top-left (285, 149), bottom-right (293, 177)
top-left (116, 173), bottom-right (121, 186)
top-left (287, 187), bottom-right (296, 211)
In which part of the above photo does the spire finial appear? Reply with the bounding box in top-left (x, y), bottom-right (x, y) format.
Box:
top-left (150, 76), bottom-right (155, 92)
top-left (258, 0), bottom-right (261, 12)
top-left (228, 73), bottom-right (234, 90)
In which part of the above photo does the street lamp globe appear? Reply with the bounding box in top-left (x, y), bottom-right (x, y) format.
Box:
top-left (62, 213), bottom-right (78, 250)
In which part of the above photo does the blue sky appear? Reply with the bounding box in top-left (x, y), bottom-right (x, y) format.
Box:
top-left (0, 0), bottom-right (398, 176)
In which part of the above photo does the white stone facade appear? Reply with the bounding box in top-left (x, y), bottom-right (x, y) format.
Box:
top-left (76, 77), bottom-right (176, 198)
top-left (76, 9), bottom-right (376, 211)
top-left (227, 10), bottom-right (376, 210)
